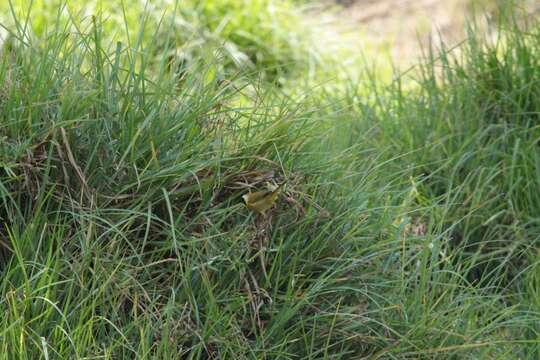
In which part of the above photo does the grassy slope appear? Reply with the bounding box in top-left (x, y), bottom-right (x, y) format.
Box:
top-left (0, 1), bottom-right (539, 359)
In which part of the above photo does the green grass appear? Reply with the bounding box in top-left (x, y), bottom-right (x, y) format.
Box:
top-left (0, 0), bottom-right (312, 82)
top-left (0, 0), bottom-right (539, 359)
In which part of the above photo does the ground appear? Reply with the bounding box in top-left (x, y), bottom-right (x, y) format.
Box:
top-left (338, 0), bottom-right (468, 61)
top-left (317, 0), bottom-right (539, 67)
top-left (308, 0), bottom-right (491, 69)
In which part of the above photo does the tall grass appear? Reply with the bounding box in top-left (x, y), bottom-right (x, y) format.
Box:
top-left (318, 7), bottom-right (540, 357)
top-left (0, 0), bottom-right (312, 81)
top-left (0, 1), bottom-right (539, 359)
top-left (0, 3), bottom-right (387, 358)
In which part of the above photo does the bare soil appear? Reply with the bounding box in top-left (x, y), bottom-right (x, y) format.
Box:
top-left (313, 0), bottom-right (539, 67)
top-left (338, 0), bottom-right (468, 60)
top-left (315, 0), bottom-right (473, 67)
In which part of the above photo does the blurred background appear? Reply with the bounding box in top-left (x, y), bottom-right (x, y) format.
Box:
top-left (306, 0), bottom-right (539, 67)
top-left (1, 0), bottom-right (538, 84)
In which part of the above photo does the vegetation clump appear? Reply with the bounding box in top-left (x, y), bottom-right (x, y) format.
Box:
top-left (0, 1), bottom-right (539, 358)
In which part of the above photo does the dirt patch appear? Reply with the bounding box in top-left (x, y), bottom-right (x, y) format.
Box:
top-left (309, 0), bottom-right (539, 68)
top-left (322, 0), bottom-right (470, 66)
top-left (345, 0), bottom-right (466, 57)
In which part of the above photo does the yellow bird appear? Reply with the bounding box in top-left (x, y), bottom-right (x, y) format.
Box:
top-left (242, 182), bottom-right (285, 215)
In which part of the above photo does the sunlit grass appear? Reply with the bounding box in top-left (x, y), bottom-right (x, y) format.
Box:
top-left (0, 0), bottom-right (539, 358)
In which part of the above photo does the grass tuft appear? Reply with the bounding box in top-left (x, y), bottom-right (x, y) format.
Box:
top-left (0, 0), bottom-right (539, 358)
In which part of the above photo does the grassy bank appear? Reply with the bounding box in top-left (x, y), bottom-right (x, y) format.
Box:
top-left (0, 1), bottom-right (539, 359)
